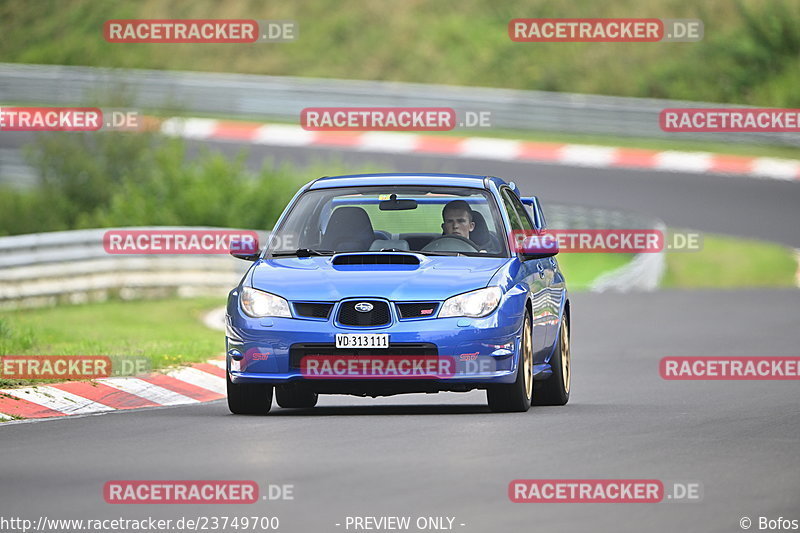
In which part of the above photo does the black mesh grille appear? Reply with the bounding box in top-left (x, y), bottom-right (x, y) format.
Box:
top-left (337, 300), bottom-right (391, 326)
top-left (397, 302), bottom-right (439, 319)
top-left (290, 343), bottom-right (437, 368)
top-left (294, 302), bottom-right (334, 319)
top-left (333, 254), bottom-right (419, 266)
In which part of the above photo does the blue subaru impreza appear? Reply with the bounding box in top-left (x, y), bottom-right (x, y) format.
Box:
top-left (225, 173), bottom-right (570, 413)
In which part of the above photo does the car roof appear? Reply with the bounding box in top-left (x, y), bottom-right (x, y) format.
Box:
top-left (308, 173), bottom-right (507, 190)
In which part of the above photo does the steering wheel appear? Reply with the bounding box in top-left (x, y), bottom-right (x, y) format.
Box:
top-left (421, 234), bottom-right (481, 253)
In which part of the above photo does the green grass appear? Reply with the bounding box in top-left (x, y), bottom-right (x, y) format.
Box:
top-left (662, 233), bottom-right (797, 288)
top-left (2, 0), bottom-right (799, 108)
top-left (0, 297), bottom-right (224, 388)
top-left (558, 253), bottom-right (635, 290)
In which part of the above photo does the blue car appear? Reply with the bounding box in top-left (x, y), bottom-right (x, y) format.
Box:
top-left (225, 173), bottom-right (570, 413)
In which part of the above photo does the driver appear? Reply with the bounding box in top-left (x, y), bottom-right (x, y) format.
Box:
top-left (441, 200), bottom-right (475, 239)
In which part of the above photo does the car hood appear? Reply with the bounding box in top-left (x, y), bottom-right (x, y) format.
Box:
top-left (247, 254), bottom-right (510, 301)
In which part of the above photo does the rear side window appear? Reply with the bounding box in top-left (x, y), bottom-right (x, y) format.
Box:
top-left (501, 188), bottom-right (534, 231)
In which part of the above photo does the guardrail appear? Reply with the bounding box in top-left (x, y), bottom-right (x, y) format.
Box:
top-left (0, 227), bottom-right (266, 310)
top-left (1, 63), bottom-right (798, 146)
top-left (0, 207), bottom-right (664, 309)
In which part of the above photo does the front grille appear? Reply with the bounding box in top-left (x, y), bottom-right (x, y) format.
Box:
top-left (333, 254), bottom-right (419, 266)
top-left (337, 300), bottom-right (391, 326)
top-left (397, 302), bottom-right (439, 319)
top-left (290, 343), bottom-right (438, 368)
top-left (294, 302), bottom-right (334, 319)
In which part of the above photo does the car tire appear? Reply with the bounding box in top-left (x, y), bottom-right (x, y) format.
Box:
top-left (486, 310), bottom-right (533, 413)
top-left (275, 385), bottom-right (318, 408)
top-left (533, 313), bottom-right (570, 406)
top-left (226, 372), bottom-right (273, 415)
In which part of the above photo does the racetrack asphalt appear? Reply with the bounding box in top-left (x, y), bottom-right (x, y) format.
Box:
top-left (0, 135), bottom-right (798, 533)
top-left (1, 289), bottom-right (798, 533)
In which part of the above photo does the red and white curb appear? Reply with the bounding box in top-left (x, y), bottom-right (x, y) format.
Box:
top-left (0, 359), bottom-right (226, 421)
top-left (160, 118), bottom-right (800, 182)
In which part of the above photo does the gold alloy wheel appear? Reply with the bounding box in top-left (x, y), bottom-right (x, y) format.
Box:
top-left (523, 316), bottom-right (533, 401)
top-left (561, 318), bottom-right (571, 394)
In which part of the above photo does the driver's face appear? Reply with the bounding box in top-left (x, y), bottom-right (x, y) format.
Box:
top-left (442, 209), bottom-right (475, 238)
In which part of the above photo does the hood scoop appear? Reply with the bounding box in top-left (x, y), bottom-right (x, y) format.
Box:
top-left (332, 253), bottom-right (421, 266)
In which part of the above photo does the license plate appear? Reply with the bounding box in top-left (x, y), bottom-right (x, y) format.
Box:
top-left (335, 333), bottom-right (389, 349)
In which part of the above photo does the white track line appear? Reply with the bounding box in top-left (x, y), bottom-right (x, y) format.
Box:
top-left (654, 151), bottom-right (713, 173)
top-left (166, 367), bottom-right (226, 395)
top-left (751, 158), bottom-right (800, 181)
top-left (253, 124), bottom-right (315, 146)
top-left (559, 145), bottom-right (618, 167)
top-left (98, 377), bottom-right (198, 406)
top-left (459, 138), bottom-right (521, 160)
top-left (358, 132), bottom-right (419, 152)
top-left (160, 118), bottom-right (218, 139)
top-left (3, 387), bottom-right (114, 415)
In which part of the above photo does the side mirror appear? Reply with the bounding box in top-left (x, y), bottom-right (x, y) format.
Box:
top-left (229, 236), bottom-right (260, 261)
top-left (521, 249), bottom-right (558, 260)
top-left (230, 251), bottom-right (260, 261)
top-left (511, 230), bottom-right (559, 260)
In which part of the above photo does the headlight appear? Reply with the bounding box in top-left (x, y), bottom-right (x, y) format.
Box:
top-left (439, 287), bottom-right (502, 318)
top-left (240, 287), bottom-right (291, 318)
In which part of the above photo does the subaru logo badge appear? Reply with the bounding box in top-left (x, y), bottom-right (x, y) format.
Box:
top-left (354, 302), bottom-right (373, 313)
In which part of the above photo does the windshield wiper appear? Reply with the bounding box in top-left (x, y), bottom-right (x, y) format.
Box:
top-left (271, 248), bottom-right (335, 257)
top-left (413, 250), bottom-right (462, 256)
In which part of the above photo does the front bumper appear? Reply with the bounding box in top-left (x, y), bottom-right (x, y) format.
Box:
top-left (226, 299), bottom-right (524, 388)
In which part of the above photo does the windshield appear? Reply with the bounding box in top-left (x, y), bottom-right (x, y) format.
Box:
top-left (268, 185), bottom-right (508, 257)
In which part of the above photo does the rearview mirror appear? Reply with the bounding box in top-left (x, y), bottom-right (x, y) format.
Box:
top-left (379, 194), bottom-right (418, 211)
